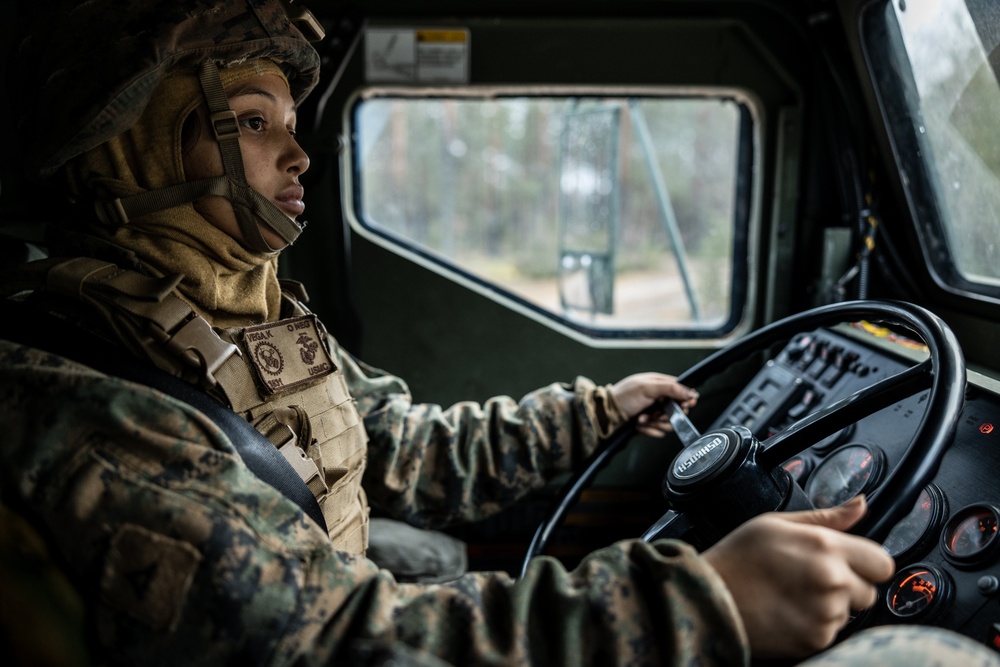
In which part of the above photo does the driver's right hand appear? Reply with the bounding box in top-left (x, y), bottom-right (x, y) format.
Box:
top-left (702, 494), bottom-right (895, 659)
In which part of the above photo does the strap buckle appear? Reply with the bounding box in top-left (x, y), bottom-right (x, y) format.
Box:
top-left (283, 1), bottom-right (326, 42)
top-left (94, 198), bottom-right (129, 226)
top-left (164, 316), bottom-right (242, 388)
top-left (279, 441), bottom-right (322, 486)
top-left (211, 110), bottom-right (241, 141)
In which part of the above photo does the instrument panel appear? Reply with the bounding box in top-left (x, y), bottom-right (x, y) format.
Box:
top-left (712, 327), bottom-right (1000, 648)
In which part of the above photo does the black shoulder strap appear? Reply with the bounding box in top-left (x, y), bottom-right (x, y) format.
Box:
top-left (0, 300), bottom-right (328, 532)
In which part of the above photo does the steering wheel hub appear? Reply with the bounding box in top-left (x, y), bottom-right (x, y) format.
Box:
top-left (668, 428), bottom-right (743, 486)
top-left (663, 425), bottom-right (804, 541)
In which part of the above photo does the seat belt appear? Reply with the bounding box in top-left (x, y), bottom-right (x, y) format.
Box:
top-left (0, 300), bottom-right (328, 532)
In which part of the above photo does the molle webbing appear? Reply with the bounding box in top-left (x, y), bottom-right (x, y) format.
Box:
top-left (29, 257), bottom-right (242, 391)
top-left (0, 294), bottom-right (327, 531)
top-left (15, 257), bottom-right (281, 408)
top-left (16, 257), bottom-right (371, 552)
top-left (18, 258), bottom-right (326, 412)
top-left (237, 357), bottom-right (369, 551)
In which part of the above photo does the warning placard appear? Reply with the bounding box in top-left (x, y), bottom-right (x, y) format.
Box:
top-left (365, 28), bottom-right (470, 83)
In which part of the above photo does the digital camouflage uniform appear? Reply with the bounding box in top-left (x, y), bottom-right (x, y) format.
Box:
top-left (5, 328), bottom-right (1000, 667)
top-left (0, 338), bottom-right (748, 666)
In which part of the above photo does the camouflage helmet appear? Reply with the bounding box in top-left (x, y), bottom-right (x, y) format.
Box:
top-left (14, 0), bottom-right (325, 252)
top-left (16, 0), bottom-right (323, 181)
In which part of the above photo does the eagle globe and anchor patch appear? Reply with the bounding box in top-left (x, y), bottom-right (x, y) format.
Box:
top-left (241, 315), bottom-right (336, 394)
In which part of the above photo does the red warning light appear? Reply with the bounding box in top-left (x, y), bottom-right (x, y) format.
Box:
top-left (991, 623), bottom-right (1000, 650)
top-left (981, 423), bottom-right (994, 435)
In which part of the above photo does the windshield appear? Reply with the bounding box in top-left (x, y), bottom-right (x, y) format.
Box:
top-left (866, 0), bottom-right (1000, 297)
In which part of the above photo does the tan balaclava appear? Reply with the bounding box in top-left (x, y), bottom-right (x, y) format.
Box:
top-left (64, 59), bottom-right (293, 328)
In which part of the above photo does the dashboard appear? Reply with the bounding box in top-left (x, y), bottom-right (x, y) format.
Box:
top-left (712, 325), bottom-right (1000, 648)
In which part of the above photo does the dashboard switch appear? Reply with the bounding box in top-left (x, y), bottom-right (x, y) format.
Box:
top-left (786, 388), bottom-right (820, 420)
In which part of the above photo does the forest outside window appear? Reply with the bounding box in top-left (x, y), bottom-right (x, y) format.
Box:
top-left (351, 93), bottom-right (752, 339)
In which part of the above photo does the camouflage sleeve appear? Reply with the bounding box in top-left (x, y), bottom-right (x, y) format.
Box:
top-left (0, 340), bottom-right (749, 667)
top-left (331, 339), bottom-right (629, 528)
top-left (799, 626), bottom-right (1000, 667)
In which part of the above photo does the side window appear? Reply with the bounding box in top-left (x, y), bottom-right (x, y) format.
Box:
top-left (350, 93), bottom-right (752, 340)
top-left (866, 0), bottom-right (1000, 301)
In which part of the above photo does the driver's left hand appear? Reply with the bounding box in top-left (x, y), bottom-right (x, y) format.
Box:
top-left (611, 372), bottom-right (699, 437)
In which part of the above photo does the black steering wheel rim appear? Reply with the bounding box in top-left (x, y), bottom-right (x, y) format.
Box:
top-left (521, 300), bottom-right (965, 577)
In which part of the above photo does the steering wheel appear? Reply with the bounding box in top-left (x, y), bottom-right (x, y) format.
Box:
top-left (521, 300), bottom-right (965, 577)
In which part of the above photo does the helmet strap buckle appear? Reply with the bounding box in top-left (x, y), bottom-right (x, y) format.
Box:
top-left (211, 110), bottom-right (242, 142)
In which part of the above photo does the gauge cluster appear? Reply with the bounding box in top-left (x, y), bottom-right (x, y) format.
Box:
top-left (713, 328), bottom-right (1000, 647)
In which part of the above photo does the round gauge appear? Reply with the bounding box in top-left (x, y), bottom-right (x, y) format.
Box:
top-left (805, 444), bottom-right (885, 509)
top-left (886, 564), bottom-right (951, 619)
top-left (781, 456), bottom-right (811, 484)
top-left (882, 485), bottom-right (947, 561)
top-left (942, 504), bottom-right (1000, 565)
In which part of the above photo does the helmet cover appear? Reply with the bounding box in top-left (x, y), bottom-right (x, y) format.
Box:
top-left (14, 0), bottom-right (321, 180)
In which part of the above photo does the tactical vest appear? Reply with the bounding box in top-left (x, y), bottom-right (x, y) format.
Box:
top-left (6, 257), bottom-right (370, 553)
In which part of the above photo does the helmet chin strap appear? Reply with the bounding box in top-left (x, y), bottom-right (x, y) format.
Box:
top-left (92, 60), bottom-right (307, 253)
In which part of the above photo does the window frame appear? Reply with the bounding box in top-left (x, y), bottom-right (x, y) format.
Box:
top-left (341, 85), bottom-right (761, 347)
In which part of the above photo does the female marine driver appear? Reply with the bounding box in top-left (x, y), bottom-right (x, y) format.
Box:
top-left (3, 2), bottom-right (997, 666)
